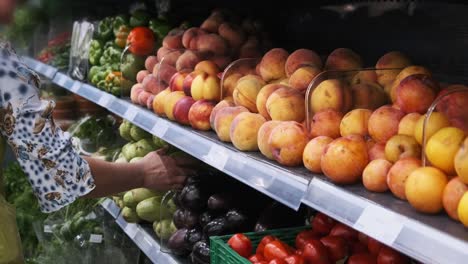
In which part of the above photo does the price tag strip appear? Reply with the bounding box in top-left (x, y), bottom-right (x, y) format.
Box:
top-left (89, 234), bottom-right (103, 244)
top-left (204, 144), bottom-right (229, 171)
top-left (70, 81), bottom-right (81, 93)
top-left (151, 119), bottom-right (169, 138)
top-left (124, 106), bottom-right (138, 121)
top-left (44, 66), bottom-right (55, 78)
top-left (125, 223), bottom-right (138, 239)
top-left (97, 93), bottom-right (112, 107)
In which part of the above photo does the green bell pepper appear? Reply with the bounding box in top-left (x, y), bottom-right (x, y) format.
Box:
top-left (121, 53), bottom-right (145, 83)
top-left (112, 15), bottom-right (129, 36)
top-left (96, 17), bottom-right (114, 41)
top-left (88, 65), bottom-right (101, 82)
top-left (99, 46), bottom-right (123, 67)
top-left (149, 18), bottom-right (171, 41)
top-left (104, 71), bottom-right (122, 96)
top-left (129, 9), bottom-right (150, 27)
top-left (88, 39), bottom-right (103, 66)
top-left (90, 66), bottom-right (112, 86)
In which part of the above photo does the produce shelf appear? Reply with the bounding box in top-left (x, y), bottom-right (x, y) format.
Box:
top-left (100, 199), bottom-right (186, 264)
top-left (26, 57), bottom-right (468, 264)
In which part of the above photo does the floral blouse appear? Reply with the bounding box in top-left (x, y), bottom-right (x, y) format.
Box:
top-left (0, 43), bottom-right (95, 213)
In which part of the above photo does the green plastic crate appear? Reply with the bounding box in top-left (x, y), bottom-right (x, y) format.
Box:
top-left (210, 226), bottom-right (310, 264)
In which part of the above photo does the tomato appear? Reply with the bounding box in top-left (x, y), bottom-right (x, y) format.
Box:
top-left (358, 232), bottom-right (369, 245)
top-left (367, 237), bottom-right (384, 256)
top-left (257, 235), bottom-right (279, 256)
top-left (249, 254), bottom-right (265, 262)
top-left (311, 213), bottom-right (336, 236)
top-left (377, 247), bottom-right (410, 264)
top-left (329, 223), bottom-right (358, 241)
top-left (127, 27), bottom-right (155, 55)
top-left (302, 240), bottom-right (332, 264)
top-left (319, 236), bottom-right (348, 262)
top-left (348, 253), bottom-right (377, 264)
top-left (228, 233), bottom-right (253, 258)
top-left (254, 261), bottom-right (269, 264)
top-left (269, 259), bottom-right (287, 264)
top-left (284, 254), bottom-right (305, 264)
top-left (295, 230), bottom-right (319, 250)
top-left (351, 241), bottom-right (369, 255)
top-left (264, 240), bottom-right (292, 261)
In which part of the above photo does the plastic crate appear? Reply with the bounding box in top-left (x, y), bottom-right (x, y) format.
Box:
top-left (210, 226), bottom-right (310, 264)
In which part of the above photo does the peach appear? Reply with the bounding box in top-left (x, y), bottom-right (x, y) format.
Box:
top-left (130, 83), bottom-right (144, 103)
top-left (395, 74), bottom-right (438, 114)
top-left (268, 121), bottom-right (309, 166)
top-left (363, 159), bottom-right (392, 192)
top-left (214, 106), bottom-right (249, 141)
top-left (195, 60), bottom-right (220, 76)
top-left (182, 70), bottom-right (203, 96)
top-left (443, 177), bottom-right (467, 221)
top-left (285, 49), bottom-right (322, 77)
top-left (152, 87), bottom-right (171, 116)
top-left (145, 56), bottom-right (158, 72)
top-left (257, 121), bottom-right (282, 160)
top-left (351, 70), bottom-right (378, 85)
top-left (258, 48), bottom-right (289, 82)
top-left (368, 105), bottom-right (405, 143)
top-left (191, 72), bottom-right (221, 101)
top-left (350, 82), bottom-right (388, 110)
top-left (173, 96), bottom-right (196, 125)
top-left (222, 73), bottom-right (242, 98)
top-left (398, 113), bottom-right (422, 136)
top-left (324, 48), bottom-right (363, 71)
top-left (266, 87), bottom-right (305, 122)
top-left (146, 94), bottom-right (155, 109)
top-left (210, 55), bottom-right (232, 71)
top-left (176, 50), bottom-right (205, 72)
top-left (196, 34), bottom-right (229, 55)
top-left (169, 72), bottom-right (187, 92)
top-left (368, 142), bottom-right (386, 161)
top-left (188, 99), bottom-right (216, 131)
top-left (157, 47), bottom-right (171, 62)
top-left (309, 109), bottom-right (343, 139)
top-left (413, 112), bottom-right (450, 145)
top-left (387, 157), bottom-right (421, 200)
top-left (256, 83), bottom-right (284, 120)
top-left (158, 49), bottom-right (183, 66)
top-left (200, 14), bottom-right (224, 33)
top-left (138, 90), bottom-right (152, 106)
top-left (162, 28), bottom-right (184, 50)
top-left (288, 66), bottom-right (321, 92)
top-left (142, 74), bottom-right (165, 94)
top-left (385, 135), bottom-right (421, 162)
top-left (210, 98), bottom-right (235, 130)
top-left (182, 27), bottom-right (206, 49)
top-left (233, 74), bottom-right (266, 112)
top-left (230, 112), bottom-right (266, 151)
top-left (375, 51), bottom-right (411, 87)
top-left (163, 91), bottom-right (186, 120)
top-left (239, 37), bottom-right (262, 59)
top-left (310, 79), bottom-right (352, 114)
top-left (339, 109), bottom-right (372, 137)
top-left (388, 65), bottom-right (432, 102)
top-left (303, 136), bottom-right (334, 173)
top-left (435, 85), bottom-right (468, 133)
top-left (455, 137), bottom-right (468, 184)
top-left (425, 127), bottom-right (465, 175)
top-left (137, 70), bottom-right (150, 84)
top-left (218, 23), bottom-right (246, 51)
top-left (321, 135), bottom-right (369, 184)
top-left (153, 63), bottom-right (177, 86)
top-left (406, 166), bottom-right (448, 214)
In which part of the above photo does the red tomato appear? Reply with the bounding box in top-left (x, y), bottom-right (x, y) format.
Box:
top-left (358, 232), bottom-right (369, 245)
top-left (254, 262), bottom-right (269, 264)
top-left (257, 235), bottom-right (279, 256)
top-left (127, 27), bottom-right (155, 55)
top-left (302, 240), bottom-right (332, 264)
top-left (367, 237), bottom-right (384, 256)
top-left (228, 234), bottom-right (253, 258)
top-left (284, 254), bottom-right (305, 264)
top-left (377, 247), bottom-right (410, 264)
top-left (264, 240), bottom-right (291, 261)
top-left (329, 223), bottom-right (358, 241)
top-left (311, 213), bottom-right (336, 236)
top-left (351, 241), bottom-right (369, 255)
top-left (269, 259), bottom-right (287, 264)
top-left (249, 254), bottom-right (265, 263)
top-left (319, 236), bottom-right (349, 262)
top-left (295, 230), bottom-right (319, 250)
top-left (348, 253), bottom-right (377, 264)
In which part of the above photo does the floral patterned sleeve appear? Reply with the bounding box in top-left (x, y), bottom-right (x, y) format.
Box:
top-left (0, 45), bottom-right (96, 213)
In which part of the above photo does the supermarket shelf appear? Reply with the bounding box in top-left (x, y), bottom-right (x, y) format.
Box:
top-left (100, 199), bottom-right (185, 264)
top-left (26, 58), bottom-right (468, 264)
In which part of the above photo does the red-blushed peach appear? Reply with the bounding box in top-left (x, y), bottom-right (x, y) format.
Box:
top-left (163, 91), bottom-right (186, 120)
top-left (214, 106), bottom-right (249, 141)
top-left (386, 157), bottom-right (421, 200)
top-left (188, 100), bottom-right (216, 131)
top-left (222, 73), bottom-right (242, 98)
top-left (350, 82), bottom-right (388, 110)
top-left (218, 23), bottom-right (246, 51)
top-left (285, 49), bottom-right (322, 77)
top-left (258, 48), bottom-right (289, 82)
top-left (303, 136), bottom-right (334, 173)
top-left (257, 121), bottom-right (282, 160)
top-left (182, 27), bottom-right (206, 49)
top-left (162, 28), bottom-right (184, 50)
top-left (142, 74), bottom-right (165, 94)
top-left (176, 50), bottom-right (206, 72)
top-left (256, 83), bottom-right (284, 120)
top-left (138, 90), bottom-right (152, 106)
top-left (398, 112), bottom-right (422, 136)
top-left (196, 34), bottom-right (229, 55)
top-left (321, 135), bottom-right (369, 184)
top-left (385, 135), bottom-right (422, 162)
top-left (173, 96), bottom-right (196, 125)
top-left (152, 87), bottom-right (171, 116)
top-left (182, 70), bottom-right (203, 96)
top-left (368, 142), bottom-right (386, 161)
top-left (310, 79), bottom-right (353, 114)
top-left (169, 72), bottom-right (188, 92)
top-left (395, 74), bottom-right (438, 114)
top-left (239, 36), bottom-right (262, 59)
top-left (200, 13), bottom-right (224, 33)
top-left (130, 83), bottom-right (144, 103)
top-left (145, 56), bottom-right (158, 72)
top-left (288, 66), bottom-right (321, 92)
top-left (194, 60), bottom-right (220, 76)
top-left (266, 87), bottom-right (305, 122)
top-left (210, 98), bottom-right (235, 130)
top-left (152, 63), bottom-right (178, 86)
top-left (339, 109), bottom-right (373, 137)
top-left (268, 121), bottom-right (309, 166)
top-left (230, 112), bottom-right (266, 151)
top-left (232, 74), bottom-right (266, 112)
top-left (309, 109), bottom-right (343, 139)
top-left (137, 70), bottom-right (150, 84)
top-left (351, 70), bottom-right (378, 85)
top-left (363, 159), bottom-right (392, 192)
top-left (388, 65), bottom-right (432, 102)
top-left (324, 48), bottom-right (363, 71)
top-left (375, 51), bottom-right (412, 87)
top-left (435, 84), bottom-right (468, 133)
top-left (210, 55), bottom-right (233, 71)
top-left (443, 177), bottom-right (468, 220)
top-left (159, 50), bottom-right (183, 67)
top-left (157, 47), bottom-right (171, 62)
top-left (368, 105), bottom-right (405, 143)
top-left (146, 94), bottom-right (155, 109)
top-left (191, 72), bottom-right (221, 101)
